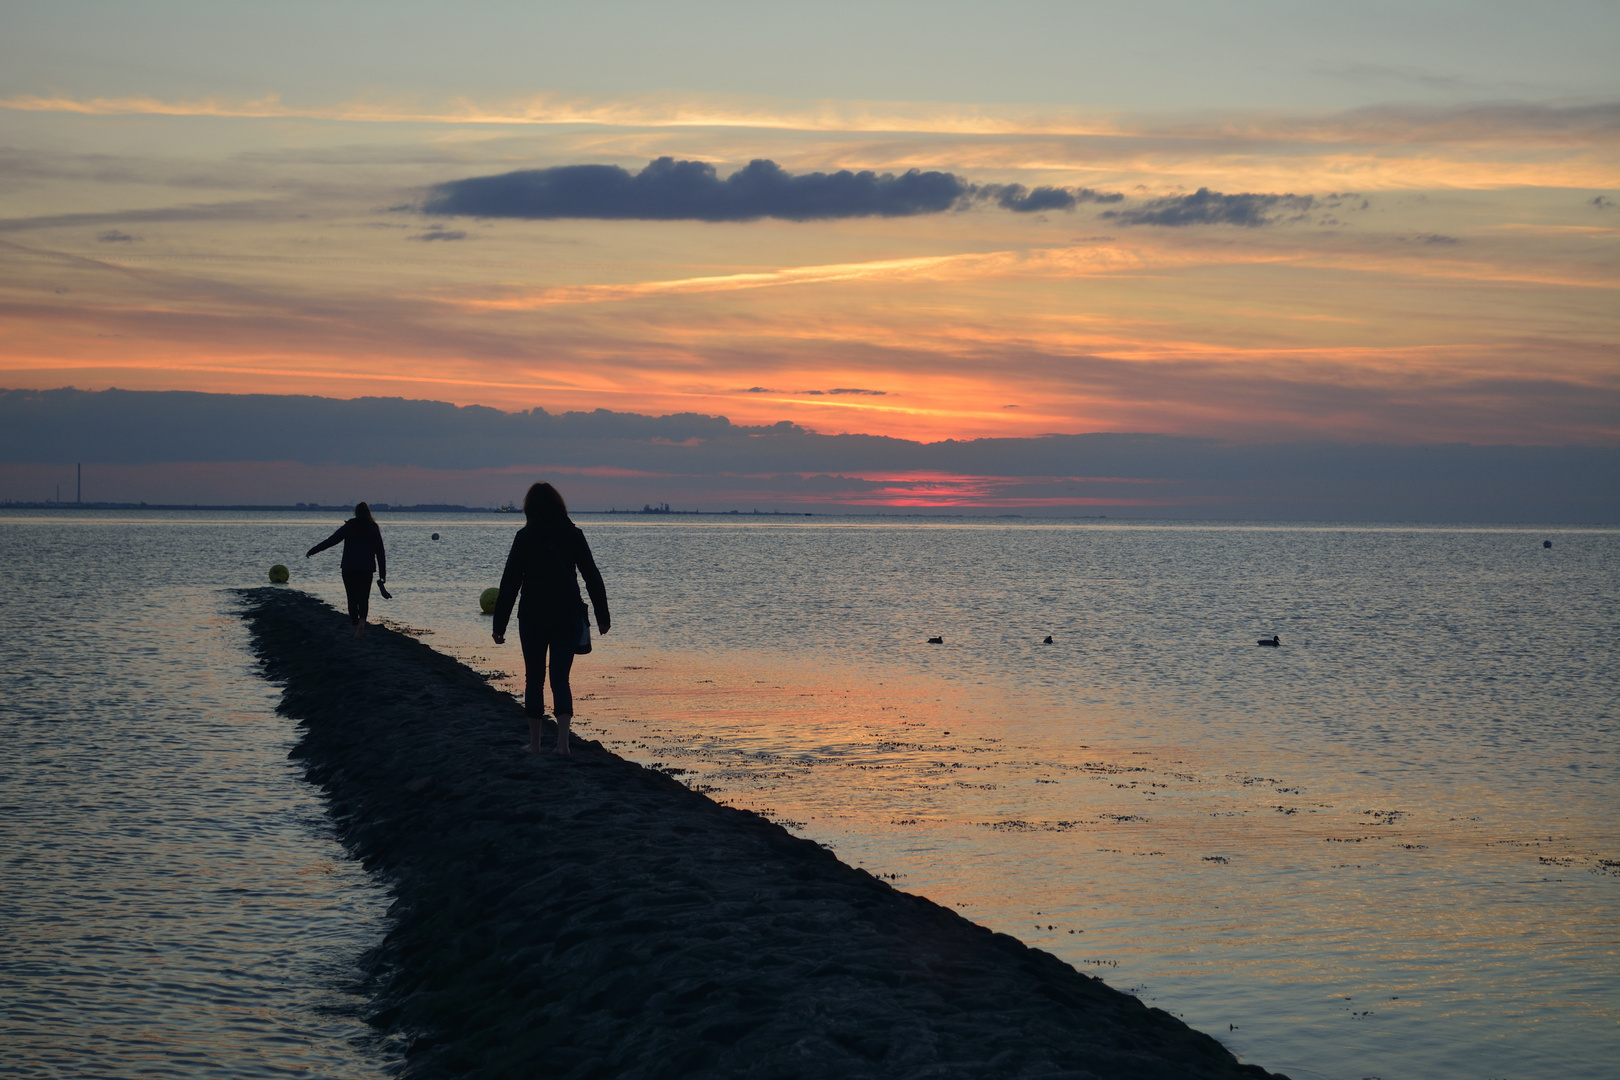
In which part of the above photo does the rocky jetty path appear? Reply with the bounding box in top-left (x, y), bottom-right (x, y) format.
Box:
top-left (242, 587), bottom-right (1287, 1080)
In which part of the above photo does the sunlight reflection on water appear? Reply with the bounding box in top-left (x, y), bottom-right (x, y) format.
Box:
top-left (373, 515), bottom-right (1617, 1080)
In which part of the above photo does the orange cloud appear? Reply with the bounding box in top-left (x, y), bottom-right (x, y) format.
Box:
top-left (441, 243), bottom-right (1280, 312)
top-left (2, 107), bottom-right (1613, 450)
top-left (5, 93), bottom-right (1613, 199)
top-left (5, 91), bottom-right (1612, 145)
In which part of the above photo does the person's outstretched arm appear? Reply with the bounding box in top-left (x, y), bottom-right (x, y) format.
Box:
top-left (575, 534), bottom-right (611, 634)
top-left (306, 522), bottom-right (348, 558)
top-left (491, 534), bottom-right (524, 643)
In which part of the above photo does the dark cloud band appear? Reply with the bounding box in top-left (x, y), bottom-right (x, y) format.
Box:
top-left (426, 161), bottom-right (1333, 228)
top-left (1104, 187), bottom-right (1316, 227)
top-left (3, 388), bottom-right (1613, 522)
top-left (425, 157), bottom-right (968, 222)
top-left (425, 158), bottom-right (1127, 222)
top-left (409, 225), bottom-right (466, 241)
top-left (977, 184), bottom-right (1124, 213)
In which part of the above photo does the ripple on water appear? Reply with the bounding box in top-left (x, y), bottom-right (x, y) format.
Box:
top-left (370, 517), bottom-right (1618, 1080)
top-left (1, 520), bottom-right (392, 1080)
top-left (4, 512), bottom-right (1616, 1080)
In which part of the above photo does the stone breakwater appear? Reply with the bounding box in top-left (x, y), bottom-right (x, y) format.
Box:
top-left (241, 588), bottom-right (1287, 1080)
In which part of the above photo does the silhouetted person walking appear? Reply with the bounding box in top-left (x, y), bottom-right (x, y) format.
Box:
top-left (306, 502), bottom-right (387, 638)
top-left (492, 483), bottom-right (609, 756)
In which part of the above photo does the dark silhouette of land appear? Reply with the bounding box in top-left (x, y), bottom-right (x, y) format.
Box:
top-left (240, 587), bottom-right (1287, 1080)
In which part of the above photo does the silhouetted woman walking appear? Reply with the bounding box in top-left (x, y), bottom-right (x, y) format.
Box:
top-left (306, 502), bottom-right (387, 638)
top-left (492, 483), bottom-right (610, 756)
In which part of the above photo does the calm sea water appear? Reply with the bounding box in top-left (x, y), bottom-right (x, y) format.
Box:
top-left (0, 514), bottom-right (393, 1079)
top-left (2, 511), bottom-right (1615, 1080)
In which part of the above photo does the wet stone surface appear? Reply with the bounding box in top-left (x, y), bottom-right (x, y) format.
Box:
top-left (243, 587), bottom-right (1286, 1080)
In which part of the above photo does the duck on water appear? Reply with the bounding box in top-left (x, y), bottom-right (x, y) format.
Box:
top-left (1258, 635), bottom-right (1281, 647)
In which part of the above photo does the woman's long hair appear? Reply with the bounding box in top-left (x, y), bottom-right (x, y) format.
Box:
top-left (354, 501), bottom-right (375, 523)
top-left (523, 483), bottom-right (568, 527)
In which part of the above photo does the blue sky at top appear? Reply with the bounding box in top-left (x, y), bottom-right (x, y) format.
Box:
top-left (3, 1), bottom-right (1615, 110)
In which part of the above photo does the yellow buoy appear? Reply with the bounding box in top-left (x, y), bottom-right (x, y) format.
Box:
top-left (268, 564), bottom-right (290, 583)
top-left (479, 587), bottom-right (500, 614)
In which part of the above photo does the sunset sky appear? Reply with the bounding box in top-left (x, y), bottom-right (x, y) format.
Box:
top-left (1, 2), bottom-right (1615, 512)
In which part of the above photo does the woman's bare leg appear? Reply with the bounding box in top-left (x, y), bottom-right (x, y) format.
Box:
top-left (518, 623), bottom-right (546, 753)
top-left (549, 637), bottom-right (575, 757)
top-left (344, 572), bottom-right (371, 637)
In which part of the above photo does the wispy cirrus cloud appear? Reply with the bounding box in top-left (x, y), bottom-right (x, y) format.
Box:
top-left (446, 253), bottom-right (985, 307)
top-left (746, 387), bottom-right (888, 396)
top-left (4, 94), bottom-right (1610, 200)
top-left (0, 90), bottom-right (1131, 135)
top-left (439, 242), bottom-right (1277, 311)
top-left (4, 91), bottom-right (1613, 145)
top-left (0, 200), bottom-right (284, 233)
top-left (408, 224), bottom-right (467, 241)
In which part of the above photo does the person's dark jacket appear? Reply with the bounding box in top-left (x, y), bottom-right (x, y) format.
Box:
top-left (307, 518), bottom-right (386, 579)
top-left (493, 520), bottom-right (608, 638)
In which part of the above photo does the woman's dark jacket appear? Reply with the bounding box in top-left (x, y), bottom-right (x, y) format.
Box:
top-left (493, 520), bottom-right (608, 638)
top-left (307, 518), bottom-right (386, 579)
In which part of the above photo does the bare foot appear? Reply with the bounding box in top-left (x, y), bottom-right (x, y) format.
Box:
top-left (521, 744), bottom-right (541, 755)
top-left (550, 747), bottom-right (571, 758)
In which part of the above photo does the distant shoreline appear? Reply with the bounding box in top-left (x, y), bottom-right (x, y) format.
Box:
top-left (0, 501), bottom-right (1098, 519)
top-left (0, 501), bottom-right (508, 513)
top-left (7, 504), bottom-right (1604, 526)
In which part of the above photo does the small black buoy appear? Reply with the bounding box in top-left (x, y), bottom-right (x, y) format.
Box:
top-left (1258, 635), bottom-right (1280, 647)
top-left (431, 532), bottom-right (440, 541)
top-left (1043, 635), bottom-right (1054, 644)
top-left (927, 636), bottom-right (944, 644)
top-left (1543, 539), bottom-right (1552, 548)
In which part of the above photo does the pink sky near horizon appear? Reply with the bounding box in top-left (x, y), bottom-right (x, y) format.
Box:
top-left (0, 459), bottom-right (1232, 514)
